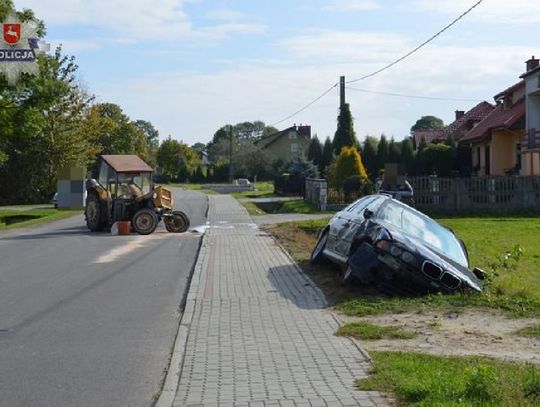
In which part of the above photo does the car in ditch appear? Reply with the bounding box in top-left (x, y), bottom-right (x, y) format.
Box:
top-left (311, 194), bottom-right (485, 295)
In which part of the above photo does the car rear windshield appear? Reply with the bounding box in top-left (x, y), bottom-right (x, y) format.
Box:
top-left (378, 202), bottom-right (468, 267)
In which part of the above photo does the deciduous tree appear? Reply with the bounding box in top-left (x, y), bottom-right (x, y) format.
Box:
top-left (411, 115), bottom-right (444, 132)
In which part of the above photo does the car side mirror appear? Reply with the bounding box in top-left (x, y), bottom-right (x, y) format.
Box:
top-left (473, 267), bottom-right (486, 280)
top-left (364, 208), bottom-right (374, 219)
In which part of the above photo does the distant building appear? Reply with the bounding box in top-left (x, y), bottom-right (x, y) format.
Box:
top-left (255, 124), bottom-right (311, 161)
top-left (460, 80), bottom-right (525, 176)
top-left (412, 101), bottom-right (495, 148)
top-left (199, 150), bottom-right (211, 169)
top-left (520, 56), bottom-right (540, 175)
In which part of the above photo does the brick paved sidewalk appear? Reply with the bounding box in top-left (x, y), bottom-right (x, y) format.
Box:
top-left (172, 195), bottom-right (390, 407)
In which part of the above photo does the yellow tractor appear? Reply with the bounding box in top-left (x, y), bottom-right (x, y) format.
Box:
top-left (85, 155), bottom-right (189, 235)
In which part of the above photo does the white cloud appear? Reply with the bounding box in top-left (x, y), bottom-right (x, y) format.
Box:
top-left (50, 39), bottom-right (103, 53)
top-left (410, 0), bottom-right (540, 24)
top-left (323, 0), bottom-right (381, 12)
top-left (205, 9), bottom-right (246, 22)
top-left (94, 38), bottom-right (534, 145)
top-left (282, 31), bottom-right (408, 64)
top-left (16, 0), bottom-right (266, 42)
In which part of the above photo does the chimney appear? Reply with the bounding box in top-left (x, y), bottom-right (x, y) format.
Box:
top-left (298, 125), bottom-right (311, 139)
top-left (455, 110), bottom-right (465, 120)
top-left (526, 56), bottom-right (539, 72)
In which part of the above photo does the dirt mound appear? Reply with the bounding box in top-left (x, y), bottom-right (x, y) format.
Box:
top-left (342, 310), bottom-right (540, 364)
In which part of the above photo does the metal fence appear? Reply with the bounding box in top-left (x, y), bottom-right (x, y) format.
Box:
top-left (410, 176), bottom-right (540, 214)
top-left (306, 176), bottom-right (540, 214)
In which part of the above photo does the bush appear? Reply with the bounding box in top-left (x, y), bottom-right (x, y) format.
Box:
top-left (274, 157), bottom-right (319, 195)
top-left (328, 146), bottom-right (367, 189)
top-left (343, 175), bottom-right (374, 201)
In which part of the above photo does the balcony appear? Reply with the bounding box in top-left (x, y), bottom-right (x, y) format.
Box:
top-left (527, 128), bottom-right (540, 149)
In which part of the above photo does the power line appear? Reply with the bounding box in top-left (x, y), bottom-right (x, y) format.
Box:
top-left (269, 82), bottom-right (338, 127)
top-left (346, 86), bottom-right (482, 102)
top-left (346, 0), bottom-right (485, 84)
top-left (267, 0), bottom-right (485, 127)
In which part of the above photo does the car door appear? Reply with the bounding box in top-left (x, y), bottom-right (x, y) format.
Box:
top-left (333, 196), bottom-right (377, 257)
top-left (326, 197), bottom-right (371, 255)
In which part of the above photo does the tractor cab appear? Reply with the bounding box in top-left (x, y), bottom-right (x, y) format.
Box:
top-left (85, 155), bottom-right (188, 235)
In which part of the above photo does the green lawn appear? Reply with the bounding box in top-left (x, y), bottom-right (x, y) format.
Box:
top-left (242, 199), bottom-right (331, 216)
top-left (358, 351), bottom-right (540, 406)
top-left (336, 321), bottom-right (416, 340)
top-left (231, 182), bottom-right (275, 198)
top-left (0, 208), bottom-right (81, 231)
top-left (515, 324), bottom-right (540, 339)
top-left (168, 182), bottom-right (274, 197)
top-left (267, 217), bottom-right (540, 317)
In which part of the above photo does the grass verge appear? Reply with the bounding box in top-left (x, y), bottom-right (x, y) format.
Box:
top-left (336, 322), bottom-right (416, 340)
top-left (169, 182), bottom-right (275, 196)
top-left (358, 351), bottom-right (540, 406)
top-left (243, 199), bottom-right (331, 216)
top-left (231, 182), bottom-right (275, 199)
top-left (515, 324), bottom-right (540, 339)
top-left (266, 217), bottom-right (540, 317)
top-left (0, 208), bottom-right (81, 231)
top-left (167, 183), bottom-right (218, 194)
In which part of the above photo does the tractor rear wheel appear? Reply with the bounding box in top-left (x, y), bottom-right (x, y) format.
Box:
top-left (132, 208), bottom-right (159, 235)
top-left (164, 211), bottom-right (190, 233)
top-left (85, 193), bottom-right (103, 231)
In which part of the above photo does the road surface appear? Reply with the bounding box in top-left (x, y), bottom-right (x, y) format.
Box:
top-left (0, 188), bottom-right (207, 407)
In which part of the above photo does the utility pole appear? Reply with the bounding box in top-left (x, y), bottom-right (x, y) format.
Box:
top-left (339, 75), bottom-right (346, 108)
top-left (228, 124), bottom-right (234, 184)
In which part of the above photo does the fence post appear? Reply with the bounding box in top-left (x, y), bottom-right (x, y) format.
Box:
top-left (320, 179), bottom-right (327, 211)
top-left (455, 178), bottom-right (463, 212)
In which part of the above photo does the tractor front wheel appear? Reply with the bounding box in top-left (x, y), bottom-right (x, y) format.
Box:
top-left (132, 208), bottom-right (159, 235)
top-left (85, 193), bottom-right (103, 231)
top-left (164, 211), bottom-right (190, 233)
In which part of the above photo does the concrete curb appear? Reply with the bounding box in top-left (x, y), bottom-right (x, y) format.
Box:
top-left (154, 199), bottom-right (210, 407)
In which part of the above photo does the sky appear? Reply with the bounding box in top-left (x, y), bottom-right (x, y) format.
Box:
top-left (14, 0), bottom-right (540, 145)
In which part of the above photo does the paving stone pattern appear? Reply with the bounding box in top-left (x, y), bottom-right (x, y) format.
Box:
top-left (173, 195), bottom-right (390, 407)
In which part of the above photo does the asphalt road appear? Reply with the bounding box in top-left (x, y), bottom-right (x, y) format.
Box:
top-left (0, 188), bottom-right (207, 407)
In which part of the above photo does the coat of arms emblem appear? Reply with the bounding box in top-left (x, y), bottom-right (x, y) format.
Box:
top-left (3, 23), bottom-right (21, 45)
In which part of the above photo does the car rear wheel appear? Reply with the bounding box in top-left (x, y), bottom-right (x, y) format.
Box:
top-left (132, 208), bottom-right (159, 235)
top-left (85, 193), bottom-right (103, 231)
top-left (310, 229), bottom-right (328, 264)
top-left (164, 210), bottom-right (190, 233)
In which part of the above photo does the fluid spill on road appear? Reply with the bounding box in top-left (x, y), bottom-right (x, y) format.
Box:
top-left (190, 222), bottom-right (258, 235)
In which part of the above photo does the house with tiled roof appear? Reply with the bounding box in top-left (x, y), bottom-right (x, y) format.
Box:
top-left (460, 81), bottom-right (525, 176)
top-left (412, 101), bottom-right (495, 148)
top-left (254, 124), bottom-right (311, 161)
top-left (520, 56), bottom-right (540, 175)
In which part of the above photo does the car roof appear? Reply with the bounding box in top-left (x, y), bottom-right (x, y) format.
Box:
top-left (101, 155), bottom-right (154, 173)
